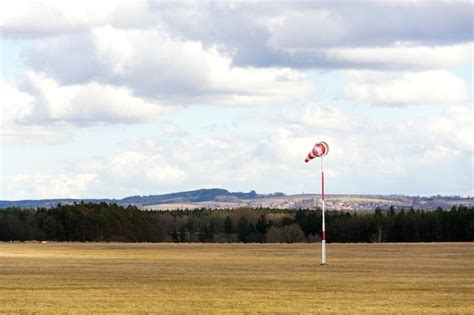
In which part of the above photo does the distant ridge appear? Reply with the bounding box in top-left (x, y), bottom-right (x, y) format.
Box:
top-left (0, 188), bottom-right (265, 209)
top-left (0, 189), bottom-right (471, 210)
top-left (122, 188), bottom-right (259, 205)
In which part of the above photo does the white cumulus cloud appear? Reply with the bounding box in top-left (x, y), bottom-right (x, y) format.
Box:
top-left (0, 0), bottom-right (152, 36)
top-left (2, 173), bottom-right (97, 199)
top-left (25, 71), bottom-right (169, 125)
top-left (344, 70), bottom-right (469, 105)
top-left (0, 77), bottom-right (35, 126)
top-left (106, 151), bottom-right (185, 185)
top-left (327, 44), bottom-right (473, 70)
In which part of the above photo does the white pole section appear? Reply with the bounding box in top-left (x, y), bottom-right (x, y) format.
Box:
top-left (321, 156), bottom-right (326, 265)
top-left (304, 141), bottom-right (329, 265)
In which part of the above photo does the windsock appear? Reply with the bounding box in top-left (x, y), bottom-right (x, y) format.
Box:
top-left (305, 141), bottom-right (329, 163)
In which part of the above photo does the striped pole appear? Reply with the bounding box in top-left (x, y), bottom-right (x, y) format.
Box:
top-left (321, 156), bottom-right (326, 265)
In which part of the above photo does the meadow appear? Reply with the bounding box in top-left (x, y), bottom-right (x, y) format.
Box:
top-left (0, 243), bottom-right (472, 313)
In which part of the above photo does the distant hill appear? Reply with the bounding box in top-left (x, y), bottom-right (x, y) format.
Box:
top-left (121, 188), bottom-right (258, 205)
top-left (0, 198), bottom-right (112, 209)
top-left (0, 188), bottom-right (261, 209)
top-left (0, 189), bottom-right (472, 210)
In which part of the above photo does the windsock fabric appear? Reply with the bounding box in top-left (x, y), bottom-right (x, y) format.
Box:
top-left (305, 141), bottom-right (329, 163)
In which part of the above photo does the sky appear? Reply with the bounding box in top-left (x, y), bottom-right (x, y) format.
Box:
top-left (0, 1), bottom-right (473, 200)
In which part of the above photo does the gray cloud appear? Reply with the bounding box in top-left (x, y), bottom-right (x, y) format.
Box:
top-left (25, 33), bottom-right (106, 85)
top-left (266, 2), bottom-right (473, 48)
top-left (21, 26), bottom-right (311, 105)
top-left (5, 1), bottom-right (472, 72)
top-left (3, 0), bottom-right (472, 129)
top-left (151, 1), bottom-right (473, 69)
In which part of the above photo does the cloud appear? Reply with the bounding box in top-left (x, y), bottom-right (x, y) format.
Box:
top-left (0, 0), bottom-right (153, 37)
top-left (106, 151), bottom-right (184, 185)
top-left (2, 149), bottom-right (186, 199)
top-left (4, 1), bottom-right (472, 72)
top-left (2, 102), bottom-right (471, 199)
top-left (0, 75), bottom-right (169, 146)
top-left (1, 72), bottom-right (169, 142)
top-left (344, 70), bottom-right (469, 105)
top-left (1, 77), bottom-right (73, 144)
top-left (409, 105), bottom-right (473, 152)
top-left (251, 102), bottom-right (473, 194)
top-left (2, 1), bottom-right (471, 137)
top-left (24, 71), bottom-right (168, 125)
top-left (24, 26), bottom-right (312, 106)
top-left (327, 44), bottom-right (473, 70)
top-left (2, 173), bottom-right (97, 199)
top-left (1, 1), bottom-right (472, 198)
top-left (155, 2), bottom-right (473, 70)
top-left (0, 77), bottom-right (35, 125)
top-left (160, 122), bottom-right (187, 137)
top-left (266, 3), bottom-right (473, 49)
top-left (4, 1), bottom-right (472, 46)
top-left (278, 103), bottom-right (358, 131)
top-left (109, 132), bottom-right (292, 193)
top-left (1, 124), bottom-right (74, 145)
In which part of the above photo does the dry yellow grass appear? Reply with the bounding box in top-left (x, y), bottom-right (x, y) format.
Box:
top-left (329, 196), bottom-right (396, 203)
top-left (0, 243), bottom-right (472, 313)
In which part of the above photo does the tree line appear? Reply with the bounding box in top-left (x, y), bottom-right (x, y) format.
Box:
top-left (0, 202), bottom-right (472, 243)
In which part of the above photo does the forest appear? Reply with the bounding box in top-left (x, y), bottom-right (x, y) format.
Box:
top-left (0, 202), bottom-right (472, 243)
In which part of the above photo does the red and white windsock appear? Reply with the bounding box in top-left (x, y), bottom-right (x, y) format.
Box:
top-left (304, 140), bottom-right (329, 265)
top-left (305, 141), bottom-right (329, 163)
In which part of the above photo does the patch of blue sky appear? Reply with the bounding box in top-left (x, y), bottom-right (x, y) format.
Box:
top-left (450, 64), bottom-right (473, 91)
top-left (306, 69), bottom-right (345, 102)
top-left (0, 38), bottom-right (28, 78)
top-left (2, 124), bottom-right (150, 176)
top-left (307, 70), bottom-right (447, 124)
top-left (2, 143), bottom-right (65, 176)
top-left (165, 104), bottom-right (271, 137)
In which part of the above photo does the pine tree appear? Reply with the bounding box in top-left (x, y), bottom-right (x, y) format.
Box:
top-left (256, 214), bottom-right (268, 234)
top-left (172, 227), bottom-right (179, 242)
top-left (224, 216), bottom-right (233, 234)
top-left (237, 217), bottom-right (249, 242)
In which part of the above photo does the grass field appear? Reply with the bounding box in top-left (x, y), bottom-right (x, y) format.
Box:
top-left (328, 196), bottom-right (397, 203)
top-left (0, 243), bottom-right (472, 313)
